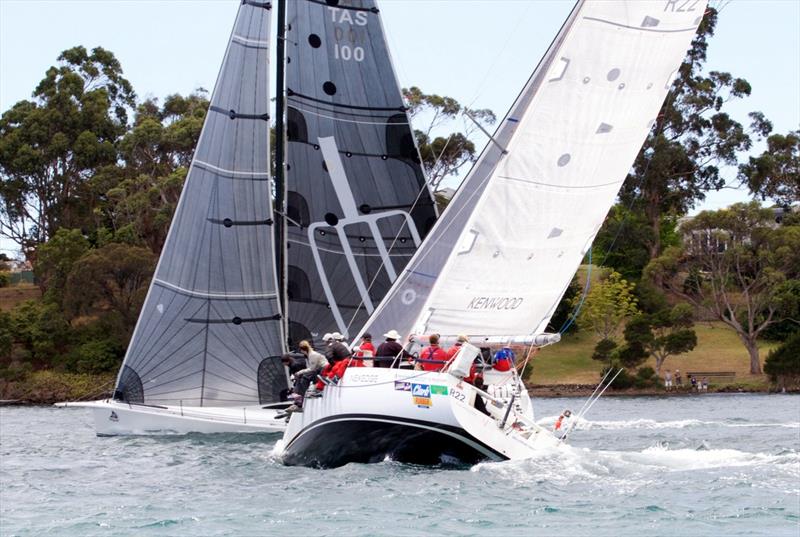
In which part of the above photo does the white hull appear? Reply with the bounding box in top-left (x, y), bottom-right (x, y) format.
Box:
top-left (55, 399), bottom-right (288, 436)
top-left (279, 367), bottom-right (560, 467)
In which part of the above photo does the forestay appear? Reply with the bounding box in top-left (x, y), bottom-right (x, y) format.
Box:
top-left (284, 0), bottom-right (437, 347)
top-left (114, 2), bottom-right (286, 407)
top-left (357, 0), bottom-right (707, 341)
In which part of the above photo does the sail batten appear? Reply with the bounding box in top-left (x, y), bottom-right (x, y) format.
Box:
top-left (113, 3), bottom-right (286, 407)
top-left (356, 0), bottom-right (707, 342)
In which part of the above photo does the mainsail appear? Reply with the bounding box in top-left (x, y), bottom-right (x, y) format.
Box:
top-left (113, 2), bottom-right (286, 407)
top-left (283, 0), bottom-right (437, 347)
top-left (357, 0), bottom-right (707, 341)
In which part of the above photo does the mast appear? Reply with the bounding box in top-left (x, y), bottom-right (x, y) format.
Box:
top-left (274, 0), bottom-right (288, 345)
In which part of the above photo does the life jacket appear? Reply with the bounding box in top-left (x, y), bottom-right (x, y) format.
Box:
top-left (420, 345), bottom-right (447, 371)
top-left (493, 348), bottom-right (514, 372)
top-left (554, 415), bottom-right (564, 431)
top-left (352, 341), bottom-right (374, 367)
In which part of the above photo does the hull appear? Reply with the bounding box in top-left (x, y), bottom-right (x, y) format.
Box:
top-left (279, 367), bottom-right (553, 468)
top-left (55, 400), bottom-right (288, 436)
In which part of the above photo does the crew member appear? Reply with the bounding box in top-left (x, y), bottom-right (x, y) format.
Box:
top-left (446, 334), bottom-right (469, 360)
top-left (353, 332), bottom-right (375, 367)
top-left (418, 333), bottom-right (448, 372)
top-left (493, 345), bottom-right (515, 372)
top-left (288, 340), bottom-right (328, 413)
top-left (553, 409), bottom-right (572, 432)
top-left (375, 329), bottom-right (412, 368)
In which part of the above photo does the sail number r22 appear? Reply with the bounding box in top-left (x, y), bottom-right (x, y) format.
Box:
top-left (334, 44), bottom-right (364, 62)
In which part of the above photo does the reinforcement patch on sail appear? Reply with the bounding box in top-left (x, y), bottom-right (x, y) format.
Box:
top-left (284, 0), bottom-right (437, 347)
top-left (114, 3), bottom-right (284, 407)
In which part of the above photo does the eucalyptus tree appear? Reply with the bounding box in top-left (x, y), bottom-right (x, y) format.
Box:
top-left (646, 202), bottom-right (800, 374)
top-left (0, 47), bottom-right (135, 257)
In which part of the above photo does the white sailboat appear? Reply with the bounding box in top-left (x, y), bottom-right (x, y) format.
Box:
top-left (60, 1), bottom-right (289, 435)
top-left (61, 0), bottom-right (438, 435)
top-left (280, 0), bottom-right (708, 467)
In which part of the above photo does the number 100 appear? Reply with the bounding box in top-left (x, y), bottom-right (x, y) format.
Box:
top-left (334, 44), bottom-right (364, 62)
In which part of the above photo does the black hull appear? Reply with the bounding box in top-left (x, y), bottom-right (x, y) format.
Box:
top-left (281, 413), bottom-right (506, 468)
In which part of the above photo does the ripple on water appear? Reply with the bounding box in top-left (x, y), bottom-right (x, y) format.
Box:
top-left (1, 397), bottom-right (799, 537)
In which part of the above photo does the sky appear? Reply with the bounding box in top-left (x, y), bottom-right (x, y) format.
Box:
top-left (0, 0), bottom-right (798, 257)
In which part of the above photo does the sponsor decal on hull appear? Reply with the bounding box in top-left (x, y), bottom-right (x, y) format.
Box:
top-left (412, 383), bottom-right (432, 408)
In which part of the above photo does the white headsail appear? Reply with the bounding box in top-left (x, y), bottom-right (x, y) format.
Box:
top-left (356, 0), bottom-right (708, 343)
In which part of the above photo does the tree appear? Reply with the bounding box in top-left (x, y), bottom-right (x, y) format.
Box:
top-left (738, 129), bottom-right (800, 208)
top-left (402, 86), bottom-right (495, 190)
top-left (763, 332), bottom-right (800, 389)
top-left (34, 228), bottom-right (90, 305)
top-left (64, 243), bottom-right (155, 334)
top-left (620, 304), bottom-right (698, 374)
top-left (0, 46), bottom-right (135, 256)
top-left (646, 202), bottom-right (800, 374)
top-left (617, 9), bottom-right (767, 261)
top-left (577, 270), bottom-right (639, 341)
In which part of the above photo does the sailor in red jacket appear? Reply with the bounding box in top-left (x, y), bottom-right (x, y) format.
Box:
top-left (418, 333), bottom-right (448, 372)
top-left (353, 332), bottom-right (375, 367)
top-left (446, 334), bottom-right (469, 360)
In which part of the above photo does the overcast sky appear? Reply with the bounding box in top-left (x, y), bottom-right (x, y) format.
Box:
top-left (1, 0), bottom-right (798, 256)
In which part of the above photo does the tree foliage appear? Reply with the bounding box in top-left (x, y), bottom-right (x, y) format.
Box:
top-left (0, 46), bottom-right (135, 254)
top-left (646, 202), bottom-right (800, 374)
top-left (738, 129), bottom-right (800, 208)
top-left (577, 270), bottom-right (639, 341)
top-left (618, 304), bottom-right (698, 373)
top-left (403, 86), bottom-right (495, 190)
top-left (34, 228), bottom-right (90, 305)
top-left (763, 332), bottom-right (800, 389)
top-left (64, 242), bottom-right (155, 334)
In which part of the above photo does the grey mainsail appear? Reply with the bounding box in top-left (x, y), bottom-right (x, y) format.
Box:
top-left (283, 0), bottom-right (437, 347)
top-left (114, 2), bottom-right (285, 407)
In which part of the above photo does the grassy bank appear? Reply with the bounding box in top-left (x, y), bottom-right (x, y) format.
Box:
top-left (0, 370), bottom-right (115, 404)
top-left (527, 321), bottom-right (775, 390)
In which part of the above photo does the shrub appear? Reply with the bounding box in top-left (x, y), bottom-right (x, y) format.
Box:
top-left (764, 332), bottom-right (800, 389)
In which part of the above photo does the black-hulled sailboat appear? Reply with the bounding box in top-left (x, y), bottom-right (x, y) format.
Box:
top-left (279, 0), bottom-right (708, 467)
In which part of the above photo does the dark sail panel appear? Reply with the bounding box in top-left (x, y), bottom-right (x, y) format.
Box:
top-left (114, 3), bottom-right (286, 407)
top-left (285, 0), bottom-right (437, 346)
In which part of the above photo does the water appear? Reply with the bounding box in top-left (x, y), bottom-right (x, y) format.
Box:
top-left (1, 394), bottom-right (798, 537)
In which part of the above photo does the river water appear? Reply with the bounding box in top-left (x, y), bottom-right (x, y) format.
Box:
top-left (1, 394), bottom-right (798, 536)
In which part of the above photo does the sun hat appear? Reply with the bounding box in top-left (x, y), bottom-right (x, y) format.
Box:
top-left (384, 329), bottom-right (402, 340)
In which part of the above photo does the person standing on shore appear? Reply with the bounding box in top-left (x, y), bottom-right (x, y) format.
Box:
top-left (664, 370), bottom-right (673, 390)
top-left (675, 369), bottom-right (683, 388)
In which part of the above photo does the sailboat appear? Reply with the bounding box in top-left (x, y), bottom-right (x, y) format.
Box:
top-left (59, 0), bottom-right (437, 435)
top-left (280, 0), bottom-right (707, 467)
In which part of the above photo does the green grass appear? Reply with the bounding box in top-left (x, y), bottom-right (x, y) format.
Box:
top-left (528, 321), bottom-right (775, 388)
